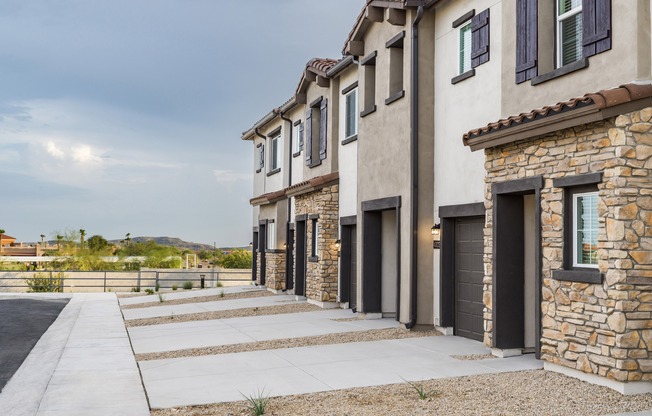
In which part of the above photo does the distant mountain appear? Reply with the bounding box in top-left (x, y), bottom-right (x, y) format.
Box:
top-left (107, 236), bottom-right (240, 252)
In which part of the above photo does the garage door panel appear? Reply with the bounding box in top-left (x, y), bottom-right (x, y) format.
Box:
top-left (454, 216), bottom-right (485, 342)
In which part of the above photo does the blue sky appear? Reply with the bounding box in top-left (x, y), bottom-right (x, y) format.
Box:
top-left (0, 0), bottom-right (364, 246)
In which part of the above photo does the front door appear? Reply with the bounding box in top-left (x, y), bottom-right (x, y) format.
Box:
top-left (454, 217), bottom-right (484, 342)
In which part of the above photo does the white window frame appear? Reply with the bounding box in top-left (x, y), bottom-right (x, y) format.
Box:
top-left (270, 133), bottom-right (281, 171)
top-left (458, 21), bottom-right (472, 75)
top-left (267, 222), bottom-right (275, 250)
top-left (344, 88), bottom-right (358, 140)
top-left (556, 0), bottom-right (583, 68)
top-left (572, 191), bottom-right (598, 268)
top-left (293, 122), bottom-right (302, 153)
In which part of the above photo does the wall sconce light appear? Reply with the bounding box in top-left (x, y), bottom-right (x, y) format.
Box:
top-left (334, 239), bottom-right (341, 251)
top-left (249, 242), bottom-right (253, 249)
top-left (283, 242), bottom-right (287, 250)
top-left (431, 224), bottom-right (441, 249)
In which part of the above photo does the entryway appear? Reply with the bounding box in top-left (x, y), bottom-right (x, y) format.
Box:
top-left (294, 217), bottom-right (307, 297)
top-left (339, 217), bottom-right (357, 310)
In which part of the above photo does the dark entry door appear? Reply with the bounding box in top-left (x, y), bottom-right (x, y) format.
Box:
top-left (295, 220), bottom-right (306, 296)
top-left (349, 225), bottom-right (357, 310)
top-left (454, 217), bottom-right (484, 341)
top-left (286, 228), bottom-right (294, 291)
top-left (252, 232), bottom-right (258, 282)
top-left (258, 225), bottom-right (266, 286)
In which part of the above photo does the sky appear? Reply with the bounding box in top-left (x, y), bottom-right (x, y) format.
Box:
top-left (0, 0), bottom-right (365, 247)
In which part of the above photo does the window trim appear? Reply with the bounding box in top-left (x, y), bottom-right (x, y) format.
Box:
top-left (458, 20), bottom-right (473, 75)
top-left (556, 1), bottom-right (583, 69)
top-left (572, 191), bottom-right (599, 269)
top-left (343, 87), bottom-right (358, 140)
top-left (293, 120), bottom-right (303, 156)
top-left (310, 218), bottom-right (319, 260)
top-left (269, 132), bottom-right (281, 173)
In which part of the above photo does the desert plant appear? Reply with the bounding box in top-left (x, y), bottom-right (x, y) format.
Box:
top-left (172, 284), bottom-right (178, 291)
top-left (241, 388), bottom-right (270, 416)
top-left (26, 272), bottom-right (65, 292)
top-left (219, 289), bottom-right (225, 298)
top-left (145, 288), bottom-right (154, 295)
top-left (183, 281), bottom-right (193, 290)
top-left (157, 293), bottom-right (165, 302)
top-left (131, 286), bottom-right (141, 293)
top-left (402, 377), bottom-right (439, 400)
top-left (216, 281), bottom-right (223, 288)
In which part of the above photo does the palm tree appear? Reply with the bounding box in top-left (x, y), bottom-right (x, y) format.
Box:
top-left (56, 235), bottom-right (63, 250)
top-left (79, 229), bottom-right (86, 250)
top-left (125, 233), bottom-right (131, 244)
top-left (40, 234), bottom-right (46, 247)
top-left (0, 229), bottom-right (4, 255)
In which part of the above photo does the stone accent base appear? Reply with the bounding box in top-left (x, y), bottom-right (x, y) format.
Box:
top-left (545, 362), bottom-right (652, 395)
top-left (265, 251), bottom-right (286, 291)
top-left (306, 298), bottom-right (341, 309)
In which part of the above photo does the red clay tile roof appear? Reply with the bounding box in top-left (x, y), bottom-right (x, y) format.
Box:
top-left (285, 172), bottom-right (339, 197)
top-left (463, 83), bottom-right (652, 144)
top-left (306, 58), bottom-right (339, 76)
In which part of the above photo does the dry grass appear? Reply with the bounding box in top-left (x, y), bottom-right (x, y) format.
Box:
top-left (120, 290), bottom-right (271, 310)
top-left (150, 370), bottom-right (652, 416)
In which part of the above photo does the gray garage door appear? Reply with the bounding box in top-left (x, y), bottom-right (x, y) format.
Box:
top-left (454, 217), bottom-right (485, 342)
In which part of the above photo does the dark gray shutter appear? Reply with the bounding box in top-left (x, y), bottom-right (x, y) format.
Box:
top-left (582, 0), bottom-right (611, 57)
top-left (515, 0), bottom-right (537, 84)
top-left (319, 99), bottom-right (328, 160)
top-left (259, 144), bottom-right (264, 170)
top-left (299, 122), bottom-right (304, 150)
top-left (471, 8), bottom-right (490, 68)
top-left (305, 109), bottom-right (312, 166)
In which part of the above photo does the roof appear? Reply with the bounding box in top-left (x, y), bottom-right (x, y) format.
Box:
top-left (250, 172), bottom-right (340, 206)
top-left (343, 0), bottom-right (410, 56)
top-left (463, 83), bottom-right (652, 151)
top-left (0, 234), bottom-right (16, 242)
top-left (306, 58), bottom-right (339, 76)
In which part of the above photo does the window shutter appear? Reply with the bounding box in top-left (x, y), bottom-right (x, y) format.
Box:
top-left (305, 109), bottom-right (312, 166)
top-left (471, 8), bottom-right (490, 68)
top-left (299, 122), bottom-right (304, 150)
top-left (258, 145), bottom-right (264, 170)
top-left (319, 99), bottom-right (328, 160)
top-left (515, 0), bottom-right (537, 84)
top-left (582, 0), bottom-right (611, 58)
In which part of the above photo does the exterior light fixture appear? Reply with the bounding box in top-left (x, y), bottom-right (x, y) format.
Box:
top-left (432, 224), bottom-right (441, 249)
top-left (335, 239), bottom-right (341, 250)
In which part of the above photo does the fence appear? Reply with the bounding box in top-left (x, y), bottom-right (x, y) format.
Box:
top-left (0, 268), bottom-right (252, 293)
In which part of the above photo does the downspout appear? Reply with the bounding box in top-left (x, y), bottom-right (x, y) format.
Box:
top-left (406, 3), bottom-right (425, 329)
top-left (279, 111), bottom-right (293, 292)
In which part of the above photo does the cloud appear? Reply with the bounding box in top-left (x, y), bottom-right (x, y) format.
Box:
top-left (45, 141), bottom-right (65, 159)
top-left (213, 170), bottom-right (251, 184)
top-left (71, 144), bottom-right (103, 164)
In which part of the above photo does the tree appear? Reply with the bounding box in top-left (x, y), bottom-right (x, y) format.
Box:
top-left (0, 229), bottom-right (4, 255)
top-left (219, 250), bottom-right (252, 269)
top-left (87, 235), bottom-right (109, 253)
top-left (56, 235), bottom-right (64, 250)
top-left (79, 229), bottom-right (86, 250)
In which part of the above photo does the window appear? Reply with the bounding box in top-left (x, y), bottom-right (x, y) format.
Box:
top-left (386, 31), bottom-right (405, 104)
top-left (459, 21), bottom-right (472, 74)
top-left (557, 0), bottom-right (583, 67)
top-left (573, 191), bottom-right (598, 267)
top-left (344, 88), bottom-right (358, 140)
top-left (305, 98), bottom-right (327, 167)
top-left (516, 0), bottom-right (611, 84)
top-left (267, 221), bottom-right (275, 250)
top-left (293, 121), bottom-right (303, 155)
top-left (311, 219), bottom-right (318, 257)
top-left (361, 51), bottom-right (377, 117)
top-left (270, 133), bottom-right (281, 172)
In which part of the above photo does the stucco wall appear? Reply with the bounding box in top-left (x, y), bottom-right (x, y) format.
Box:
top-left (337, 65), bottom-right (359, 219)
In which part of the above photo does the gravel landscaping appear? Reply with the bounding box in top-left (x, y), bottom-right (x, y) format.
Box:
top-left (125, 303), bottom-right (320, 327)
top-left (136, 326), bottom-right (441, 361)
top-left (150, 369), bottom-right (652, 416)
top-left (121, 290), bottom-right (272, 310)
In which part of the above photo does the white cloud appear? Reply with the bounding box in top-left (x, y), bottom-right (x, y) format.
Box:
top-left (45, 141), bottom-right (65, 159)
top-left (72, 144), bottom-right (102, 164)
top-left (213, 169), bottom-right (251, 184)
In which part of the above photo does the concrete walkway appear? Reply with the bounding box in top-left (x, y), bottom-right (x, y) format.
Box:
top-left (0, 293), bottom-right (149, 416)
top-left (140, 335), bottom-right (543, 408)
top-left (118, 285), bottom-right (262, 307)
top-left (128, 308), bottom-right (398, 354)
top-left (122, 293), bottom-right (300, 320)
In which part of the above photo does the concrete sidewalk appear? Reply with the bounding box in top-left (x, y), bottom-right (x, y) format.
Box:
top-left (140, 335), bottom-right (543, 408)
top-left (128, 308), bottom-right (398, 354)
top-left (0, 293), bottom-right (149, 416)
top-left (122, 293), bottom-right (300, 320)
top-left (118, 285), bottom-right (262, 307)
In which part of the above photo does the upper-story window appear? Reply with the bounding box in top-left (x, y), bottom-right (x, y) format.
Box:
top-left (293, 120), bottom-right (303, 155)
top-left (269, 132), bottom-right (281, 173)
top-left (573, 191), bottom-right (598, 268)
top-left (344, 87), bottom-right (358, 140)
top-left (360, 51), bottom-right (377, 118)
top-left (386, 31), bottom-right (405, 105)
top-left (459, 21), bottom-right (472, 74)
top-left (557, 0), bottom-right (583, 67)
top-left (305, 97), bottom-right (327, 167)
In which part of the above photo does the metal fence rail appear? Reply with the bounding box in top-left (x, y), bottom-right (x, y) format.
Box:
top-left (0, 269), bottom-right (252, 293)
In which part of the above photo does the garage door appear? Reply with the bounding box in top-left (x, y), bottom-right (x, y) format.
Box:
top-left (454, 217), bottom-right (485, 342)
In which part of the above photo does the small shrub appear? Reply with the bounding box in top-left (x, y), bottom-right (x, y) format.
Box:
top-left (183, 281), bottom-right (193, 290)
top-left (131, 286), bottom-right (141, 293)
top-left (402, 377), bottom-right (439, 400)
top-left (25, 272), bottom-right (65, 293)
top-left (241, 388), bottom-right (270, 416)
top-left (171, 284), bottom-right (178, 291)
top-left (219, 289), bottom-right (225, 298)
top-left (157, 293), bottom-right (165, 303)
top-left (145, 288), bottom-right (154, 295)
top-left (216, 281), bottom-right (223, 288)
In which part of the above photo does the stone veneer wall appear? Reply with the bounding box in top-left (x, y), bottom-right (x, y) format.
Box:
top-left (294, 184), bottom-right (339, 303)
top-left (484, 108), bottom-right (652, 382)
top-left (265, 251), bottom-right (286, 291)
top-left (255, 251), bottom-right (263, 286)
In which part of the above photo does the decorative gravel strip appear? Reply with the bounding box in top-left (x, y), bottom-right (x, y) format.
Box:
top-left (120, 290), bottom-right (271, 310)
top-left (136, 327), bottom-right (441, 361)
top-left (331, 317), bottom-right (364, 322)
top-left (150, 369), bottom-right (652, 416)
top-left (451, 353), bottom-right (496, 361)
top-left (124, 303), bottom-right (320, 327)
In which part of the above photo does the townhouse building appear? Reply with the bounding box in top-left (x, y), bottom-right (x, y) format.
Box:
top-left (242, 0), bottom-right (652, 393)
